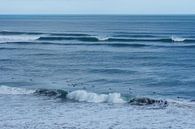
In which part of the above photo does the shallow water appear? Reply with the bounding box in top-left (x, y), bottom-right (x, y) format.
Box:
top-left (0, 15), bottom-right (195, 129)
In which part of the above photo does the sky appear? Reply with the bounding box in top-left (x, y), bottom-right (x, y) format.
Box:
top-left (0, 0), bottom-right (194, 14)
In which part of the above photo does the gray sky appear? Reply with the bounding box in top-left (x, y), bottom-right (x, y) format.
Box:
top-left (0, 0), bottom-right (194, 14)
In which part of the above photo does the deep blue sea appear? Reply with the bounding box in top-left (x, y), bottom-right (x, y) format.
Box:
top-left (0, 15), bottom-right (195, 129)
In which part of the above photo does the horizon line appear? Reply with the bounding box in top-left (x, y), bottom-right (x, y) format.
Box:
top-left (0, 14), bottom-right (195, 16)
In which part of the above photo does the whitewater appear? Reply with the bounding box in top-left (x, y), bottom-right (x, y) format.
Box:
top-left (0, 85), bottom-right (195, 129)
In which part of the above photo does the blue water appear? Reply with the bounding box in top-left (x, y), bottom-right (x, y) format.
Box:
top-left (0, 15), bottom-right (195, 129)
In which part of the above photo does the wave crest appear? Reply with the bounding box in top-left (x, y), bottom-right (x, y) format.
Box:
top-left (171, 36), bottom-right (186, 42)
top-left (0, 35), bottom-right (40, 43)
top-left (1, 31), bottom-right (194, 43)
top-left (67, 90), bottom-right (126, 103)
top-left (3, 86), bottom-right (195, 108)
top-left (37, 36), bottom-right (195, 43)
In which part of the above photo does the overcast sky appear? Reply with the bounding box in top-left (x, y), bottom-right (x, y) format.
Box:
top-left (0, 0), bottom-right (194, 14)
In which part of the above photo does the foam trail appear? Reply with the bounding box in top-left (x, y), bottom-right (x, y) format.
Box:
top-left (0, 85), bottom-right (34, 95)
top-left (67, 90), bottom-right (126, 103)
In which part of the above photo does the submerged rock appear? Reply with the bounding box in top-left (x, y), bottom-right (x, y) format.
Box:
top-left (129, 97), bottom-right (168, 107)
top-left (34, 89), bottom-right (68, 99)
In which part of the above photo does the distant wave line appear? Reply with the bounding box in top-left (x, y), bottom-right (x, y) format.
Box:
top-left (2, 41), bottom-right (195, 48)
top-left (0, 30), bottom-right (91, 37)
top-left (37, 36), bottom-right (195, 43)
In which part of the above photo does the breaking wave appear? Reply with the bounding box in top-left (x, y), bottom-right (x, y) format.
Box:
top-left (34, 88), bottom-right (127, 104)
top-left (37, 36), bottom-right (195, 43)
top-left (2, 86), bottom-right (195, 108)
top-left (106, 37), bottom-right (194, 43)
top-left (0, 31), bottom-right (92, 43)
top-left (0, 31), bottom-right (90, 37)
top-left (171, 36), bottom-right (186, 42)
top-left (0, 85), bottom-right (169, 107)
top-left (0, 35), bottom-right (41, 43)
top-left (1, 31), bottom-right (194, 43)
top-left (67, 90), bottom-right (126, 103)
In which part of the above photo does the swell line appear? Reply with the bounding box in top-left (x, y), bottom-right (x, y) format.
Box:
top-left (1, 41), bottom-right (151, 48)
top-left (1, 31), bottom-right (195, 43)
top-left (3, 41), bottom-right (195, 48)
top-left (37, 36), bottom-right (195, 43)
top-left (0, 31), bottom-right (91, 37)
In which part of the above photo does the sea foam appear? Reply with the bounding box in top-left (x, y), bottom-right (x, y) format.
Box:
top-left (67, 90), bottom-right (127, 103)
top-left (0, 35), bottom-right (40, 43)
top-left (171, 36), bottom-right (186, 42)
top-left (0, 85), bottom-right (34, 95)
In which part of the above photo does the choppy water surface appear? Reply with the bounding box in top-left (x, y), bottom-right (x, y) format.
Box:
top-left (0, 15), bottom-right (195, 129)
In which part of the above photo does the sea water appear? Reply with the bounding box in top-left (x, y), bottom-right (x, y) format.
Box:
top-left (0, 15), bottom-right (195, 129)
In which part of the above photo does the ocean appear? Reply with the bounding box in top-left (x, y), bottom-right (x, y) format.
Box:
top-left (0, 15), bottom-right (195, 129)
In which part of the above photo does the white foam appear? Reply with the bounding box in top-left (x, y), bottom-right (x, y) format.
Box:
top-left (0, 35), bottom-right (40, 43)
top-left (1, 93), bottom-right (194, 129)
top-left (95, 36), bottom-right (109, 41)
top-left (171, 36), bottom-right (185, 42)
top-left (0, 85), bottom-right (34, 95)
top-left (67, 90), bottom-right (126, 103)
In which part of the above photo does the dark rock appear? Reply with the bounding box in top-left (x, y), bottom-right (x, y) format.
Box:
top-left (129, 97), bottom-right (168, 107)
top-left (34, 89), bottom-right (68, 99)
